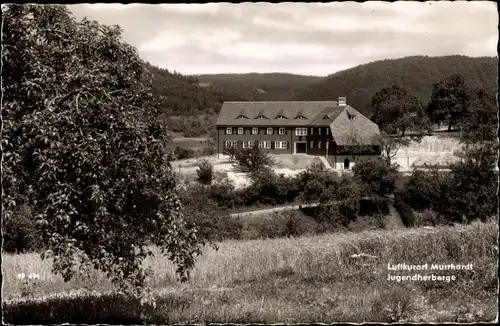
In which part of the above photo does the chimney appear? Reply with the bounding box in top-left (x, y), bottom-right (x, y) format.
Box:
top-left (338, 97), bottom-right (346, 106)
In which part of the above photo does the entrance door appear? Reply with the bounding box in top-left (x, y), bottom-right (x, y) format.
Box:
top-left (296, 142), bottom-right (306, 153)
top-left (344, 158), bottom-right (350, 169)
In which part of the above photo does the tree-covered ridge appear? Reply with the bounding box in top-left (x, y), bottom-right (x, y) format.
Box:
top-left (147, 63), bottom-right (244, 117)
top-left (293, 55), bottom-right (497, 117)
top-left (197, 73), bottom-right (322, 101)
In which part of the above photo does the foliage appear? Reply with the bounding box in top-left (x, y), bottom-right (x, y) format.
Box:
top-left (393, 192), bottom-right (416, 227)
top-left (400, 168), bottom-right (444, 211)
top-left (371, 84), bottom-right (430, 135)
top-left (229, 144), bottom-right (276, 175)
top-left (2, 5), bottom-right (205, 290)
top-left (296, 169), bottom-right (340, 203)
top-left (2, 204), bottom-right (43, 253)
top-left (196, 159), bottom-right (214, 185)
top-left (457, 88), bottom-right (497, 144)
top-left (352, 158), bottom-right (400, 197)
top-left (426, 73), bottom-right (470, 131)
top-left (316, 175), bottom-right (363, 226)
top-left (436, 142), bottom-right (498, 223)
top-left (178, 185), bottom-right (241, 242)
top-left (173, 146), bottom-right (195, 160)
top-left (198, 72), bottom-right (321, 102)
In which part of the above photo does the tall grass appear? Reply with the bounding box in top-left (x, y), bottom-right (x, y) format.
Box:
top-left (3, 221), bottom-right (498, 323)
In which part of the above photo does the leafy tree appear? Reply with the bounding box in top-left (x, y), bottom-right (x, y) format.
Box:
top-left (399, 168), bottom-right (444, 211)
top-left (352, 158), bottom-right (400, 197)
top-left (316, 174), bottom-right (362, 226)
top-left (427, 73), bottom-right (470, 131)
top-left (230, 143), bottom-right (276, 176)
top-left (196, 159), bottom-right (214, 185)
top-left (436, 142), bottom-right (498, 223)
top-left (2, 5), bottom-right (205, 290)
top-left (457, 88), bottom-right (497, 144)
top-left (372, 84), bottom-right (430, 136)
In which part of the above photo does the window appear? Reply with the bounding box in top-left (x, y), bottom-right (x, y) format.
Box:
top-left (310, 128), bottom-right (313, 135)
top-left (295, 115), bottom-right (307, 119)
top-left (326, 128), bottom-right (329, 135)
top-left (295, 128), bottom-right (307, 136)
top-left (279, 128), bottom-right (285, 135)
top-left (310, 141), bottom-right (314, 148)
top-left (275, 141), bottom-right (288, 149)
top-left (318, 141), bottom-right (322, 149)
top-left (252, 127), bottom-right (259, 135)
top-left (266, 128), bottom-right (273, 135)
top-left (225, 140), bottom-right (238, 148)
top-left (259, 141), bottom-right (271, 149)
top-left (318, 128), bottom-right (321, 135)
top-left (238, 127), bottom-right (244, 135)
top-left (226, 127), bottom-right (232, 135)
top-left (243, 140), bottom-right (256, 149)
top-left (276, 115), bottom-right (288, 119)
top-left (257, 115), bottom-right (268, 119)
top-left (237, 115), bottom-right (249, 119)
top-left (323, 115), bottom-right (330, 119)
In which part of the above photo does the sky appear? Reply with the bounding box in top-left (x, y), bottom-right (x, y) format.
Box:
top-left (68, 2), bottom-right (498, 77)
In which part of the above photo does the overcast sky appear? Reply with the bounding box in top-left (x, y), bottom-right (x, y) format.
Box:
top-left (68, 2), bottom-right (498, 77)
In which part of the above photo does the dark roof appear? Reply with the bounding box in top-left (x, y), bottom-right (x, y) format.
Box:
top-left (329, 106), bottom-right (380, 145)
top-left (216, 101), bottom-right (338, 126)
top-left (216, 101), bottom-right (380, 145)
top-left (308, 106), bottom-right (345, 126)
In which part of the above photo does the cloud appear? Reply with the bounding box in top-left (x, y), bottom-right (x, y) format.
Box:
top-left (67, 2), bottom-right (498, 76)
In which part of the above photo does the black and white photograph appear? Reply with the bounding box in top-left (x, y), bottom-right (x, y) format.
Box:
top-left (2, 1), bottom-right (498, 324)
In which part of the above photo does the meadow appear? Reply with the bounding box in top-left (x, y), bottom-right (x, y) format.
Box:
top-left (3, 220), bottom-right (498, 324)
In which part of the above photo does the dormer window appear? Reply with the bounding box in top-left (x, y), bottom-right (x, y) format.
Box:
top-left (295, 115), bottom-right (307, 119)
top-left (236, 115), bottom-right (249, 119)
top-left (346, 111), bottom-right (356, 121)
top-left (276, 115), bottom-right (288, 119)
top-left (256, 115), bottom-right (268, 119)
top-left (323, 115), bottom-right (330, 119)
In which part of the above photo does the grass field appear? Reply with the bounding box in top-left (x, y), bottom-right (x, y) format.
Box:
top-left (166, 137), bottom-right (211, 151)
top-left (3, 220), bottom-right (498, 323)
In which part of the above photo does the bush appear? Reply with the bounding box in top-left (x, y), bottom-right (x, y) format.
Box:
top-left (394, 191), bottom-right (416, 227)
top-left (174, 146), bottom-right (195, 160)
top-left (3, 204), bottom-right (42, 253)
top-left (358, 197), bottom-right (390, 216)
top-left (179, 184), bottom-right (242, 242)
top-left (352, 158), bottom-right (400, 197)
top-left (238, 211), bottom-right (321, 240)
top-left (229, 144), bottom-right (276, 174)
top-left (196, 159), bottom-right (213, 185)
top-left (401, 169), bottom-right (443, 211)
top-left (436, 143), bottom-right (497, 223)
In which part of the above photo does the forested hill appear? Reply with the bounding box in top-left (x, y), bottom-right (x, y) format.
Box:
top-left (197, 73), bottom-right (322, 101)
top-left (292, 55), bottom-right (498, 117)
top-left (147, 63), bottom-right (245, 117)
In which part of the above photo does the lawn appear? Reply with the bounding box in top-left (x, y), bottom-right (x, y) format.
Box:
top-left (3, 220), bottom-right (498, 323)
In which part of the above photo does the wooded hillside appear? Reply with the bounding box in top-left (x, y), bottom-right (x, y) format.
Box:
top-left (293, 55), bottom-right (497, 117)
top-left (197, 73), bottom-right (322, 101)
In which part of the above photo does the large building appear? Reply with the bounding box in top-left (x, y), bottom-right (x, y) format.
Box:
top-left (215, 97), bottom-right (381, 170)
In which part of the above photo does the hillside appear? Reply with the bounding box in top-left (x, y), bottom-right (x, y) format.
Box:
top-left (148, 63), bottom-right (244, 117)
top-left (197, 73), bottom-right (322, 101)
top-left (293, 55), bottom-right (498, 117)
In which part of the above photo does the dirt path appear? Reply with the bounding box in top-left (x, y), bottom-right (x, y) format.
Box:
top-left (230, 203), bottom-right (319, 217)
